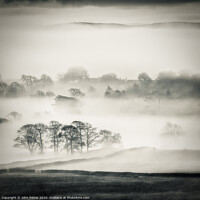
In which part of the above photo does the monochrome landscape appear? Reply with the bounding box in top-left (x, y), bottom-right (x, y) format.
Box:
top-left (0, 0), bottom-right (200, 199)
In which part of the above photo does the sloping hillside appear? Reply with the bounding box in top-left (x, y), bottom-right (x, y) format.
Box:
top-left (23, 147), bottom-right (200, 173)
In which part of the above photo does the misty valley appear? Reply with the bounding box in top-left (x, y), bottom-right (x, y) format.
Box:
top-left (0, 1), bottom-right (200, 199)
top-left (0, 68), bottom-right (200, 167)
top-left (0, 69), bottom-right (200, 200)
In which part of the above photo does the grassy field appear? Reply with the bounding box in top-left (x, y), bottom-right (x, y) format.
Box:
top-left (0, 171), bottom-right (200, 200)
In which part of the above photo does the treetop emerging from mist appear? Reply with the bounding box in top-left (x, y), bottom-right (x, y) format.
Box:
top-left (60, 67), bottom-right (89, 83)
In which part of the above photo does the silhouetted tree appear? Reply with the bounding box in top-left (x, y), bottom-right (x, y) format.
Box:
top-left (21, 75), bottom-right (37, 90)
top-left (60, 67), bottom-right (89, 82)
top-left (99, 130), bottom-right (121, 146)
top-left (84, 123), bottom-right (99, 151)
top-left (40, 74), bottom-right (53, 88)
top-left (99, 130), bottom-right (112, 145)
top-left (105, 86), bottom-right (125, 98)
top-left (0, 81), bottom-right (8, 97)
top-left (48, 121), bottom-right (62, 152)
top-left (14, 120), bottom-right (123, 154)
top-left (61, 125), bottom-right (79, 154)
top-left (34, 123), bottom-right (48, 154)
top-left (101, 73), bottom-right (118, 82)
top-left (14, 124), bottom-right (38, 154)
top-left (162, 122), bottom-right (184, 136)
top-left (71, 121), bottom-right (85, 152)
top-left (6, 82), bottom-right (25, 97)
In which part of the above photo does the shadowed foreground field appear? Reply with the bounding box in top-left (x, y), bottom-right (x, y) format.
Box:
top-left (0, 171), bottom-right (200, 200)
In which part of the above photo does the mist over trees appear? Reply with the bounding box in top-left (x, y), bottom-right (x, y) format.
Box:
top-left (14, 124), bottom-right (39, 155)
top-left (0, 69), bottom-right (200, 99)
top-left (68, 88), bottom-right (85, 97)
top-left (126, 71), bottom-right (200, 99)
top-left (14, 120), bottom-right (122, 155)
top-left (162, 122), bottom-right (184, 136)
top-left (101, 73), bottom-right (118, 82)
top-left (105, 86), bottom-right (126, 98)
top-left (49, 121), bottom-right (62, 153)
top-left (60, 67), bottom-right (89, 83)
top-left (0, 73), bottom-right (53, 97)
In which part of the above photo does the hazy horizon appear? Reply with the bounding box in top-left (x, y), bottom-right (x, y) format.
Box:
top-left (0, 0), bottom-right (200, 165)
top-left (0, 2), bottom-right (200, 80)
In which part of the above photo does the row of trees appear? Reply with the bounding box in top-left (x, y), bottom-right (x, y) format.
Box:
top-left (21, 74), bottom-right (53, 91)
top-left (127, 72), bottom-right (200, 98)
top-left (0, 81), bottom-right (25, 97)
top-left (14, 121), bottom-right (121, 155)
top-left (60, 67), bottom-right (200, 98)
top-left (0, 74), bottom-right (53, 97)
top-left (1, 68), bottom-right (200, 98)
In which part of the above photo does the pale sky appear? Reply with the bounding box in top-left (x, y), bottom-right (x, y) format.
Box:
top-left (0, 2), bottom-right (200, 80)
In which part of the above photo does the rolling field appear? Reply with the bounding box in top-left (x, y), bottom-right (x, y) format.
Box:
top-left (0, 171), bottom-right (200, 200)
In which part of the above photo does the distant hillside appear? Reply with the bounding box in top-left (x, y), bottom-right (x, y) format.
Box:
top-left (3, 0), bottom-right (200, 6)
top-left (47, 21), bottom-right (200, 30)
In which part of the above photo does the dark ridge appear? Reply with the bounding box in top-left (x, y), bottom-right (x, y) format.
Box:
top-left (9, 168), bottom-right (35, 173)
top-left (41, 170), bottom-right (200, 177)
top-left (0, 169), bottom-right (7, 173)
top-left (72, 22), bottom-right (129, 27)
top-left (2, 168), bottom-right (200, 177)
top-left (72, 21), bottom-right (200, 29)
top-left (3, 0), bottom-right (200, 6)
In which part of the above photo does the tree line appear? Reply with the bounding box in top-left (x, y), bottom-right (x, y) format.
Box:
top-left (1, 67), bottom-right (200, 98)
top-left (0, 74), bottom-right (53, 97)
top-left (14, 120), bottom-right (121, 155)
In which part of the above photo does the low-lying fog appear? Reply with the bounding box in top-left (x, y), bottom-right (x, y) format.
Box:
top-left (0, 2), bottom-right (200, 170)
top-left (0, 3), bottom-right (200, 80)
top-left (0, 95), bottom-right (200, 164)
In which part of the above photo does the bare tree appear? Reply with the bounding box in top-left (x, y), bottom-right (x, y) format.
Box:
top-left (21, 75), bottom-right (37, 90)
top-left (14, 124), bottom-right (38, 154)
top-left (0, 81), bottom-right (8, 97)
top-left (71, 121), bottom-right (85, 152)
top-left (61, 125), bottom-right (79, 154)
top-left (34, 123), bottom-right (48, 154)
top-left (99, 130), bottom-right (121, 146)
top-left (6, 82), bottom-right (25, 97)
top-left (40, 74), bottom-right (53, 88)
top-left (48, 121), bottom-right (62, 152)
top-left (84, 123), bottom-right (99, 151)
top-left (163, 122), bottom-right (184, 136)
top-left (60, 67), bottom-right (89, 82)
top-left (99, 130), bottom-right (112, 145)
